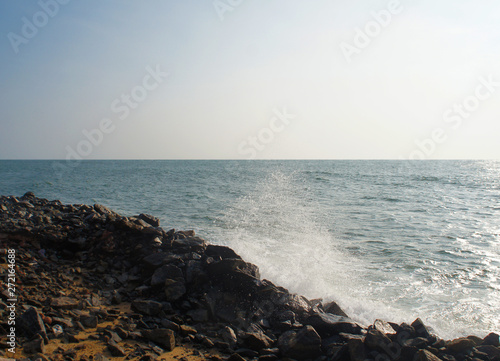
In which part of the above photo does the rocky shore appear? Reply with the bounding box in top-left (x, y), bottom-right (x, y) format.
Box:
top-left (0, 192), bottom-right (499, 361)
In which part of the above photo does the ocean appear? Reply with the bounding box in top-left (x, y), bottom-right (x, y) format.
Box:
top-left (1, 159), bottom-right (499, 339)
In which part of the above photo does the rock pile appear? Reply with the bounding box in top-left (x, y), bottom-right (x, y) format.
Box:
top-left (0, 192), bottom-right (499, 360)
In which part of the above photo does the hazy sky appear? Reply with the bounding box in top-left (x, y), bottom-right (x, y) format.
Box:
top-left (1, 0), bottom-right (500, 159)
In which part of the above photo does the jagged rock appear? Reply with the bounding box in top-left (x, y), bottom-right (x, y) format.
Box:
top-left (306, 312), bottom-right (364, 336)
top-left (323, 300), bottom-right (348, 317)
top-left (415, 349), bottom-right (443, 361)
top-left (365, 328), bottom-right (392, 352)
top-left (142, 252), bottom-right (179, 268)
top-left (372, 319), bottom-right (397, 335)
top-left (131, 300), bottom-right (163, 316)
top-left (278, 325), bottom-right (322, 360)
top-left (18, 307), bottom-right (47, 340)
top-left (141, 329), bottom-right (175, 350)
top-left (243, 325), bottom-right (273, 351)
top-left (412, 318), bottom-right (433, 339)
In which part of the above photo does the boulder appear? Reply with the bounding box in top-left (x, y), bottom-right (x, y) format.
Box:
top-left (323, 300), bottom-right (348, 317)
top-left (372, 319), bottom-right (397, 336)
top-left (364, 328), bottom-right (392, 352)
top-left (141, 329), bottom-right (175, 351)
top-left (18, 307), bottom-right (47, 339)
top-left (278, 325), bottom-right (322, 360)
top-left (164, 279), bottom-right (186, 301)
top-left (445, 337), bottom-right (476, 354)
top-left (306, 312), bottom-right (364, 336)
top-left (482, 332), bottom-right (500, 346)
top-left (131, 300), bottom-right (163, 316)
top-left (151, 264), bottom-right (184, 286)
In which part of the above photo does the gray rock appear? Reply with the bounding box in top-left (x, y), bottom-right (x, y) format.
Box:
top-left (172, 236), bottom-right (207, 253)
top-left (278, 325), bottom-right (322, 360)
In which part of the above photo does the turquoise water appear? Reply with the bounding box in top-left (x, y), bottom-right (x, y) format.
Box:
top-left (1, 160), bottom-right (500, 338)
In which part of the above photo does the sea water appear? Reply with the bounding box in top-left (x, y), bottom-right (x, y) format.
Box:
top-left (1, 159), bottom-right (499, 339)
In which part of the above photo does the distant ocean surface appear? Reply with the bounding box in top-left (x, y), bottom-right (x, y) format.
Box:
top-left (1, 160), bottom-right (500, 339)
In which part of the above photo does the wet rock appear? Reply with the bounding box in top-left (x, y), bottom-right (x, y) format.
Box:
top-left (372, 319), bottom-right (397, 336)
top-left (278, 325), bottom-right (322, 360)
top-left (306, 312), bottom-right (364, 336)
top-left (364, 328), bottom-right (392, 352)
top-left (131, 300), bottom-right (163, 316)
top-left (141, 329), bottom-right (175, 351)
top-left (482, 332), bottom-right (500, 346)
top-left (445, 337), bottom-right (476, 354)
top-left (412, 318), bottom-right (433, 339)
top-left (323, 300), bottom-right (348, 317)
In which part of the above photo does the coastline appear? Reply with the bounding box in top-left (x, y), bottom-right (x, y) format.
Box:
top-left (0, 192), bottom-right (499, 361)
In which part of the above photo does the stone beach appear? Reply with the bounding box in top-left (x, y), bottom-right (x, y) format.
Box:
top-left (0, 192), bottom-right (499, 361)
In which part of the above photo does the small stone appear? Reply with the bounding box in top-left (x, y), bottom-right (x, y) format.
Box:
top-left (80, 315), bottom-right (98, 328)
top-left (23, 335), bottom-right (45, 354)
top-left (107, 341), bottom-right (126, 357)
top-left (51, 297), bottom-right (79, 310)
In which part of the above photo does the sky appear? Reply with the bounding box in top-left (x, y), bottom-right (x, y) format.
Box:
top-left (1, 0), bottom-right (500, 160)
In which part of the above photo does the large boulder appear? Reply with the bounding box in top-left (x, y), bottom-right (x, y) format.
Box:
top-left (306, 312), bottom-right (364, 336)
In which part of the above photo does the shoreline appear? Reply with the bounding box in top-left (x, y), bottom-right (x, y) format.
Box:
top-left (0, 192), bottom-right (499, 361)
